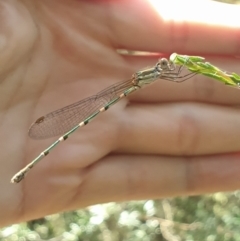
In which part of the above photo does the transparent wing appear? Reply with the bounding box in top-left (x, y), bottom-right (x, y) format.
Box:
top-left (29, 63), bottom-right (197, 140)
top-left (29, 79), bottom-right (133, 139)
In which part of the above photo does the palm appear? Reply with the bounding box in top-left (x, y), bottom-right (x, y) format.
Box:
top-left (3, 1), bottom-right (133, 224)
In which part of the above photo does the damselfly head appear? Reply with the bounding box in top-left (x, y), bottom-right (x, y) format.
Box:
top-left (156, 58), bottom-right (170, 72)
top-left (158, 58), bottom-right (169, 70)
top-left (156, 58), bottom-right (175, 73)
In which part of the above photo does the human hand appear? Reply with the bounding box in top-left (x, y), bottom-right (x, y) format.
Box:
top-left (1, 0), bottom-right (240, 227)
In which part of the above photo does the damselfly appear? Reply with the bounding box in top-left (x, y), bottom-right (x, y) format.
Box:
top-left (11, 57), bottom-right (196, 183)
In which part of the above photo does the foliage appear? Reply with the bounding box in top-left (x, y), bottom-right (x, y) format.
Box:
top-left (2, 193), bottom-right (240, 241)
top-left (171, 53), bottom-right (240, 87)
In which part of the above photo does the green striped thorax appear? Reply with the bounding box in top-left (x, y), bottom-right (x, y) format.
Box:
top-left (133, 58), bottom-right (175, 87)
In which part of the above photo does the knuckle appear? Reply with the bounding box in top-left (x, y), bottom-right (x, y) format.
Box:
top-left (176, 106), bottom-right (200, 155)
top-left (193, 74), bottom-right (215, 101)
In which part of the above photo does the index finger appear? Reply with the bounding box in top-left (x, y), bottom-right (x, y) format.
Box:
top-left (109, 0), bottom-right (240, 55)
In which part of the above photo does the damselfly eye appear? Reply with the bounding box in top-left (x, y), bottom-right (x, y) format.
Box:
top-left (159, 58), bottom-right (169, 70)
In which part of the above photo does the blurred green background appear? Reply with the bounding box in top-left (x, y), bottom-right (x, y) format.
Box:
top-left (2, 0), bottom-right (240, 240)
top-left (3, 195), bottom-right (240, 241)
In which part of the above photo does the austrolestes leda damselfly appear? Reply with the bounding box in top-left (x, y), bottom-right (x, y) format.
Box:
top-left (11, 56), bottom-right (196, 183)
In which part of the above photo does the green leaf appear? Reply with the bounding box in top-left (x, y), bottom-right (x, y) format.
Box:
top-left (201, 72), bottom-right (236, 85)
top-left (171, 53), bottom-right (240, 87)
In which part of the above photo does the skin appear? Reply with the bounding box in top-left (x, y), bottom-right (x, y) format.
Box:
top-left (1, 0), bottom-right (240, 227)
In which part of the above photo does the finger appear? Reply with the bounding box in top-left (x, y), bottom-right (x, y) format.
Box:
top-left (0, 1), bottom-right (37, 73)
top-left (120, 54), bottom-right (240, 105)
top-left (69, 153), bottom-right (240, 207)
top-left (117, 102), bottom-right (240, 155)
top-left (9, 152), bottom-right (240, 224)
top-left (109, 0), bottom-right (240, 54)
